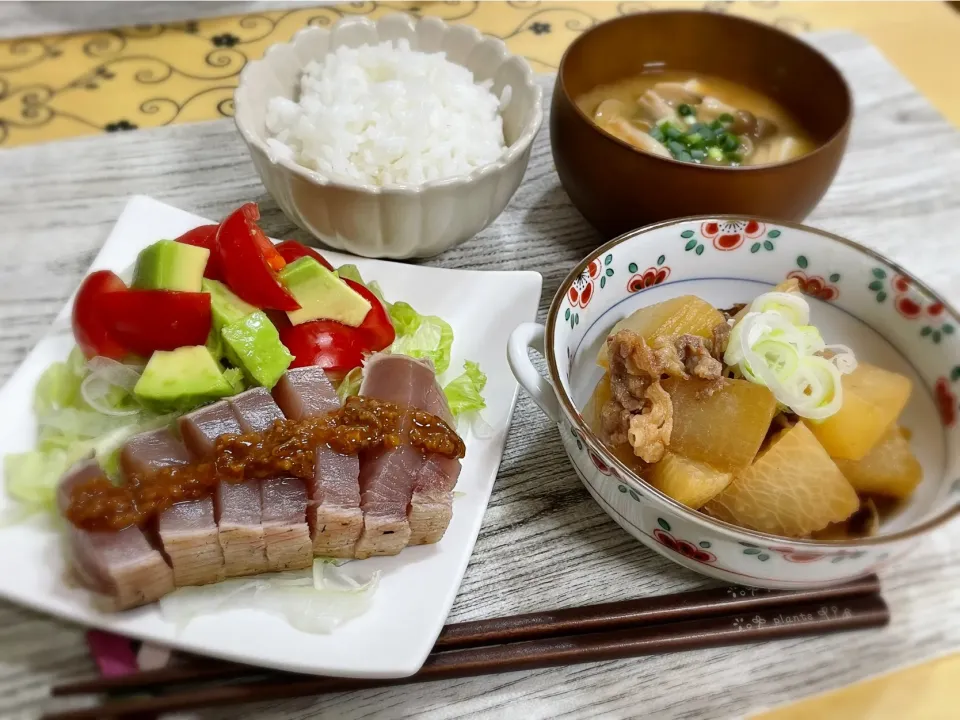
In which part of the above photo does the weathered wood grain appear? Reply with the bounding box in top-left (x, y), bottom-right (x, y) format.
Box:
top-left (0, 31), bottom-right (958, 720)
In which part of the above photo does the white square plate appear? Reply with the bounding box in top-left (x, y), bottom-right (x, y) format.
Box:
top-left (0, 196), bottom-right (542, 678)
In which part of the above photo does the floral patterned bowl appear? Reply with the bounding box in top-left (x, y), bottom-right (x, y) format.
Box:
top-left (507, 216), bottom-right (960, 588)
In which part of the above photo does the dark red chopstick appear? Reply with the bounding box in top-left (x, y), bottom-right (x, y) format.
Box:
top-left (43, 588), bottom-right (888, 719)
top-left (433, 573), bottom-right (881, 649)
top-left (52, 574), bottom-right (880, 697)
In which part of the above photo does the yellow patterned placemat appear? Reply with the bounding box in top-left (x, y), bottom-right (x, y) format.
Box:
top-left (2, 1), bottom-right (960, 147)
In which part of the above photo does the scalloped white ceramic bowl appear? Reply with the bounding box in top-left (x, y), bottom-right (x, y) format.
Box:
top-left (508, 216), bottom-right (959, 589)
top-left (234, 13), bottom-right (543, 259)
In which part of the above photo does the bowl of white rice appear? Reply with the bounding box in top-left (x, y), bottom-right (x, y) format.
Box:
top-left (234, 13), bottom-right (543, 259)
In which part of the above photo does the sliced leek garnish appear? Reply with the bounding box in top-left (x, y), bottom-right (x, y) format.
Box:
top-left (723, 291), bottom-right (857, 419)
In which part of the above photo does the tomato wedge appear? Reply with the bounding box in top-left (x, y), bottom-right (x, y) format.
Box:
top-left (280, 320), bottom-right (366, 381)
top-left (275, 240), bottom-right (334, 271)
top-left (174, 225), bottom-right (222, 280)
top-left (239, 203), bottom-right (286, 272)
top-left (216, 207), bottom-right (300, 312)
top-left (343, 279), bottom-right (395, 351)
top-left (72, 270), bottom-right (129, 360)
top-left (99, 290), bottom-right (212, 357)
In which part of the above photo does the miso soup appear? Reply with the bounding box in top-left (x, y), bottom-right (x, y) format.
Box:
top-left (576, 71), bottom-right (817, 167)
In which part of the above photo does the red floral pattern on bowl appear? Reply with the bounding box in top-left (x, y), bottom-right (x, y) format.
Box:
top-left (627, 265), bottom-right (670, 293)
top-left (786, 270), bottom-right (839, 301)
top-left (892, 274), bottom-right (911, 294)
top-left (935, 378), bottom-right (956, 427)
top-left (895, 296), bottom-right (923, 319)
top-left (588, 448), bottom-right (613, 475)
top-left (653, 528), bottom-right (716, 564)
top-left (700, 220), bottom-right (765, 251)
top-left (770, 547), bottom-right (827, 563)
top-left (568, 258), bottom-right (601, 309)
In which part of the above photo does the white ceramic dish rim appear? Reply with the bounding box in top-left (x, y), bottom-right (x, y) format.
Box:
top-left (233, 12), bottom-right (544, 196)
top-left (541, 215), bottom-right (960, 548)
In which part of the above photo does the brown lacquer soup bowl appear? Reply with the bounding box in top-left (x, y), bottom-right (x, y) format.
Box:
top-left (551, 11), bottom-right (852, 239)
top-left (507, 217), bottom-right (959, 588)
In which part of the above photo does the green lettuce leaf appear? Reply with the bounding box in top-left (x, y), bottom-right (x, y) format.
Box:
top-left (337, 366), bottom-right (363, 403)
top-left (443, 361), bottom-right (487, 415)
top-left (388, 302), bottom-right (455, 375)
top-left (34, 350), bottom-right (85, 416)
top-left (4, 447), bottom-right (88, 514)
top-left (5, 351), bottom-right (179, 518)
top-left (4, 414), bottom-right (172, 516)
top-left (223, 367), bottom-right (246, 394)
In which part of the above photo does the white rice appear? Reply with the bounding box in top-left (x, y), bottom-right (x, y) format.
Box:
top-left (264, 39), bottom-right (507, 187)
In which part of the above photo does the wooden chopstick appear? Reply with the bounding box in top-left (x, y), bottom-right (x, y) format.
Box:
top-left (52, 574), bottom-right (880, 697)
top-left (433, 573), bottom-right (881, 649)
top-left (43, 586), bottom-right (887, 719)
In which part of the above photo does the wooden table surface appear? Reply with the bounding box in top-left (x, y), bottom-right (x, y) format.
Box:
top-left (1, 29), bottom-right (958, 720)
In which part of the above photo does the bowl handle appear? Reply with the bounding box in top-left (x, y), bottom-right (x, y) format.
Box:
top-left (507, 322), bottom-right (561, 423)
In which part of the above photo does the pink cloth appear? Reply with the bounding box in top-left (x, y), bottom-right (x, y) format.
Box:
top-left (85, 630), bottom-right (139, 678)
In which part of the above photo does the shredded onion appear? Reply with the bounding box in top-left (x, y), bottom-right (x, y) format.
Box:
top-left (458, 410), bottom-right (495, 440)
top-left (159, 560), bottom-right (379, 634)
top-left (80, 357), bottom-right (142, 417)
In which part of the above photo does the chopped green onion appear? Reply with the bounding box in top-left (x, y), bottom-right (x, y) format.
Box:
top-left (666, 140), bottom-right (686, 157)
top-left (718, 112), bottom-right (735, 124)
top-left (690, 122), bottom-right (716, 140)
top-left (689, 149), bottom-right (706, 161)
top-left (683, 132), bottom-right (704, 148)
top-left (707, 146), bottom-right (724, 162)
top-left (720, 133), bottom-right (740, 152)
top-left (664, 125), bottom-right (684, 141)
top-left (726, 152), bottom-right (743, 164)
top-left (678, 104), bottom-right (695, 117)
top-left (709, 119), bottom-right (724, 131)
top-left (649, 125), bottom-right (666, 143)
top-left (677, 150), bottom-right (693, 162)
top-left (692, 122), bottom-right (714, 137)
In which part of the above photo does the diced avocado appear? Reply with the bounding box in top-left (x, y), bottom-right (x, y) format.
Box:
top-left (279, 257), bottom-right (371, 327)
top-left (132, 240), bottom-right (209, 292)
top-left (203, 278), bottom-right (258, 332)
top-left (134, 346), bottom-right (233, 412)
top-left (221, 311), bottom-right (293, 389)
